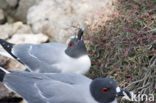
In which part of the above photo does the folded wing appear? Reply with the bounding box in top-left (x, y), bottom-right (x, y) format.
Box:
top-left (12, 43), bottom-right (67, 73)
top-left (3, 71), bottom-right (91, 103)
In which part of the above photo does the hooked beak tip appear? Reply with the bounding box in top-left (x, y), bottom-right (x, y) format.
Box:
top-left (116, 87), bottom-right (134, 100)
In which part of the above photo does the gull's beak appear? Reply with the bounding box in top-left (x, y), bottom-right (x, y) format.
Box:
top-left (77, 28), bottom-right (84, 40)
top-left (116, 87), bottom-right (135, 101)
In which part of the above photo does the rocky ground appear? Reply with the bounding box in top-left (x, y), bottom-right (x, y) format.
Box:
top-left (0, 0), bottom-right (116, 103)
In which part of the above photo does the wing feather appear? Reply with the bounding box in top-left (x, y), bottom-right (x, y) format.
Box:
top-left (3, 71), bottom-right (91, 103)
top-left (12, 43), bottom-right (67, 72)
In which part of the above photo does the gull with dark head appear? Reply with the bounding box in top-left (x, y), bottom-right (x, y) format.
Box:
top-left (0, 28), bottom-right (91, 74)
top-left (0, 67), bottom-right (134, 103)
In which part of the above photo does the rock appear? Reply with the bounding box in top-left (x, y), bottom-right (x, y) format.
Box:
top-left (20, 100), bottom-right (27, 103)
top-left (0, 54), bottom-right (9, 67)
top-left (12, 22), bottom-right (33, 34)
top-left (8, 33), bottom-right (48, 44)
top-left (0, 0), bottom-right (8, 9)
top-left (0, 48), bottom-right (26, 71)
top-left (5, 58), bottom-right (26, 71)
top-left (6, 0), bottom-right (18, 7)
top-left (27, 0), bottom-right (115, 43)
top-left (15, 0), bottom-right (41, 22)
top-left (0, 9), bottom-right (6, 24)
top-left (0, 24), bottom-right (14, 39)
top-left (0, 84), bottom-right (23, 103)
top-left (6, 15), bottom-right (15, 23)
top-left (0, 83), bottom-right (10, 99)
top-left (0, 22), bottom-right (33, 40)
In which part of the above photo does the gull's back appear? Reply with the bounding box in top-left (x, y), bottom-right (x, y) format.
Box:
top-left (3, 71), bottom-right (95, 103)
top-left (12, 43), bottom-right (67, 73)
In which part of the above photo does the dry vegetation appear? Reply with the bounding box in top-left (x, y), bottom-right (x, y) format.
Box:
top-left (86, 0), bottom-right (156, 103)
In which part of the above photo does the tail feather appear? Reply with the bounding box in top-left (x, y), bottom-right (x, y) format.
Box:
top-left (0, 67), bottom-right (9, 82)
top-left (0, 39), bottom-right (19, 60)
top-left (0, 50), bottom-right (15, 59)
top-left (0, 39), bottom-right (14, 54)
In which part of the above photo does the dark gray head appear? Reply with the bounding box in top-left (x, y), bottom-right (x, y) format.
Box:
top-left (65, 28), bottom-right (87, 58)
top-left (90, 78), bottom-right (132, 103)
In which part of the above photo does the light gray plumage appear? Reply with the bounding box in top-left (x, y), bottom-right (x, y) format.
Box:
top-left (0, 67), bottom-right (133, 103)
top-left (0, 28), bottom-right (91, 74)
top-left (13, 43), bottom-right (67, 73)
top-left (4, 71), bottom-right (92, 103)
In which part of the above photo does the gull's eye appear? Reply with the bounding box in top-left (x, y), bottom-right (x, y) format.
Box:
top-left (68, 42), bottom-right (74, 47)
top-left (102, 88), bottom-right (109, 93)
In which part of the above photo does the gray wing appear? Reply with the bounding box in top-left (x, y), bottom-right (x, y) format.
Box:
top-left (4, 71), bottom-right (91, 103)
top-left (12, 43), bottom-right (67, 73)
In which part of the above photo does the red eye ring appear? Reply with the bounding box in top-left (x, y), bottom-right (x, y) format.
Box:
top-left (102, 88), bottom-right (109, 93)
top-left (68, 42), bottom-right (74, 47)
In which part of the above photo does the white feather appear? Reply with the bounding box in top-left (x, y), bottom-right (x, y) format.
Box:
top-left (0, 67), bottom-right (10, 74)
top-left (0, 50), bottom-right (15, 60)
top-left (56, 54), bottom-right (91, 74)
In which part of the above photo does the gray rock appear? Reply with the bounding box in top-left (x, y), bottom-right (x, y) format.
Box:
top-left (27, 0), bottom-right (112, 43)
top-left (0, 83), bottom-right (10, 99)
top-left (15, 0), bottom-right (41, 22)
top-left (6, 0), bottom-right (18, 7)
top-left (0, 54), bottom-right (9, 67)
top-left (0, 9), bottom-right (6, 24)
top-left (0, 0), bottom-right (8, 9)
